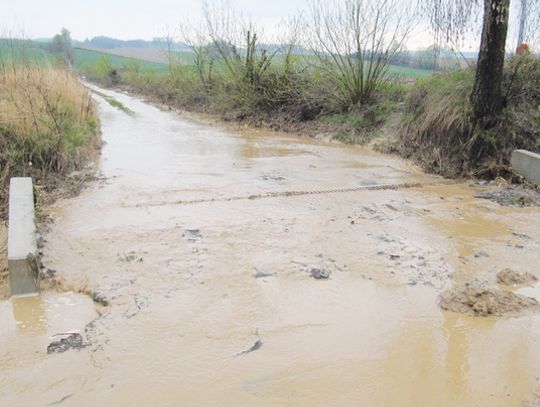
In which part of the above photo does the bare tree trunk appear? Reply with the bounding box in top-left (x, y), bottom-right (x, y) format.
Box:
top-left (470, 0), bottom-right (510, 121)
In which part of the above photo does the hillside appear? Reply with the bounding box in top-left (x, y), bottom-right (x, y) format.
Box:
top-left (0, 38), bottom-right (433, 80)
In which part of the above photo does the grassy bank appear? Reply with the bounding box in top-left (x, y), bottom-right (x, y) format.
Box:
top-left (86, 52), bottom-right (414, 145)
top-left (399, 56), bottom-right (540, 179)
top-left (0, 61), bottom-right (100, 219)
top-left (84, 49), bottom-right (540, 181)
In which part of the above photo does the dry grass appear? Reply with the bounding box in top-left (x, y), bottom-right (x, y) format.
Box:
top-left (399, 59), bottom-right (540, 179)
top-left (0, 60), bottom-right (99, 219)
top-left (399, 70), bottom-right (474, 176)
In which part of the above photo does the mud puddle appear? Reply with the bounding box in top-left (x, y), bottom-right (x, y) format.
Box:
top-left (1, 85), bottom-right (540, 406)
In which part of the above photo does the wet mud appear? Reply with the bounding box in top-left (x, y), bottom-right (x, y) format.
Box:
top-left (440, 286), bottom-right (539, 317)
top-left (1, 85), bottom-right (540, 406)
top-left (47, 333), bottom-right (87, 354)
top-left (498, 269), bottom-right (538, 286)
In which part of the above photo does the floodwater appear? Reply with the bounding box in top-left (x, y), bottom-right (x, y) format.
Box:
top-left (1, 86), bottom-right (540, 406)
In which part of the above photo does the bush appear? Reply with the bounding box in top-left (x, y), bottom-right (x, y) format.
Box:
top-left (399, 57), bottom-right (540, 179)
top-left (0, 61), bottom-right (99, 215)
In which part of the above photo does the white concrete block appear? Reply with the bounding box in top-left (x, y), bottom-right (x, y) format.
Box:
top-left (8, 177), bottom-right (39, 296)
top-left (511, 150), bottom-right (540, 184)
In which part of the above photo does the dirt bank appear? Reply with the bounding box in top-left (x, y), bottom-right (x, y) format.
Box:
top-left (440, 286), bottom-right (539, 317)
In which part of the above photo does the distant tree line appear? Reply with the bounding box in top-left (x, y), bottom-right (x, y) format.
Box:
top-left (78, 36), bottom-right (190, 51)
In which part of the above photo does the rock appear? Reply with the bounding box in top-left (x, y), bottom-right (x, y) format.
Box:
top-left (91, 292), bottom-right (109, 306)
top-left (47, 333), bottom-right (86, 354)
top-left (512, 231), bottom-right (531, 240)
top-left (183, 229), bottom-right (202, 242)
top-left (253, 268), bottom-right (274, 279)
top-left (235, 330), bottom-right (262, 357)
top-left (439, 286), bottom-right (539, 317)
top-left (475, 187), bottom-right (540, 207)
top-left (310, 268), bottom-right (330, 279)
top-left (474, 251), bottom-right (489, 258)
top-left (497, 269), bottom-right (538, 286)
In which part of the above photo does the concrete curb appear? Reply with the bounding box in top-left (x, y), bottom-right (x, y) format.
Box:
top-left (8, 177), bottom-right (40, 297)
top-left (511, 150), bottom-right (540, 184)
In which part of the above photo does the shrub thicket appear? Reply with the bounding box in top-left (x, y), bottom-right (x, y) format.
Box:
top-left (0, 60), bottom-right (99, 217)
top-left (399, 56), bottom-right (540, 178)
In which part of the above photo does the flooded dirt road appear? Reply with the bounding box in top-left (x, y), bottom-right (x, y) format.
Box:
top-left (1, 86), bottom-right (540, 406)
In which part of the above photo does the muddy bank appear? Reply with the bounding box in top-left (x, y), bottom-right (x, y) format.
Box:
top-left (440, 286), bottom-right (539, 317)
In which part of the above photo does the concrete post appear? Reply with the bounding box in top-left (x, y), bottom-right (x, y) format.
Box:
top-left (511, 150), bottom-right (540, 184)
top-left (8, 178), bottom-right (40, 297)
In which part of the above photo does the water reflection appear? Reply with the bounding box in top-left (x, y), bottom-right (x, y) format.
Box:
top-left (11, 295), bottom-right (47, 334)
top-left (442, 312), bottom-right (472, 401)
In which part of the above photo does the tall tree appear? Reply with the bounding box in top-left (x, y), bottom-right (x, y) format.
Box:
top-left (424, 0), bottom-right (511, 122)
top-left (470, 0), bottom-right (510, 120)
top-left (51, 28), bottom-right (74, 67)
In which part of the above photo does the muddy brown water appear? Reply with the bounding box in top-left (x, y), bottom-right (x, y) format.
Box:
top-left (1, 86), bottom-right (540, 406)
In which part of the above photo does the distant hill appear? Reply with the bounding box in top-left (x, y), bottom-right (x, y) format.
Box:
top-left (74, 45), bottom-right (194, 65)
top-left (76, 36), bottom-right (190, 51)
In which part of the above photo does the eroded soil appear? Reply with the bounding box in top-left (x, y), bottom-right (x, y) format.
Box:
top-left (498, 268), bottom-right (538, 286)
top-left (440, 286), bottom-right (539, 317)
top-left (1, 86), bottom-right (540, 407)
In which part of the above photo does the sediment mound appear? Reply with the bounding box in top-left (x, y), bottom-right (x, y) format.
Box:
top-left (497, 269), bottom-right (538, 286)
top-left (475, 187), bottom-right (540, 207)
top-left (440, 286), bottom-right (539, 317)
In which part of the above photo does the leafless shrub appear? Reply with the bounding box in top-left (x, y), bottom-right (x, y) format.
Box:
top-left (307, 0), bottom-right (418, 108)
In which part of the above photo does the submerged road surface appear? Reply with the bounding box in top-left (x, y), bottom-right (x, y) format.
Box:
top-left (1, 86), bottom-right (540, 406)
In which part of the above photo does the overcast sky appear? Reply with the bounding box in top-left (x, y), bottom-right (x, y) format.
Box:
top-left (0, 0), bottom-right (527, 51)
top-left (1, 0), bottom-right (305, 41)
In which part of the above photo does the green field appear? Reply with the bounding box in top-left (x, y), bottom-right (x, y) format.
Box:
top-left (73, 48), bottom-right (169, 72)
top-left (0, 40), bottom-right (53, 65)
top-left (0, 39), bottom-right (433, 79)
top-left (386, 64), bottom-right (433, 78)
top-left (0, 40), bottom-right (171, 73)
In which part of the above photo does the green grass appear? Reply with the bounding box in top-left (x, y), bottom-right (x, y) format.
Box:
top-left (0, 40), bottom-right (54, 66)
top-left (0, 40), bottom-right (170, 74)
top-left (385, 64), bottom-right (433, 78)
top-left (169, 50), bottom-right (197, 65)
top-left (91, 89), bottom-right (135, 116)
